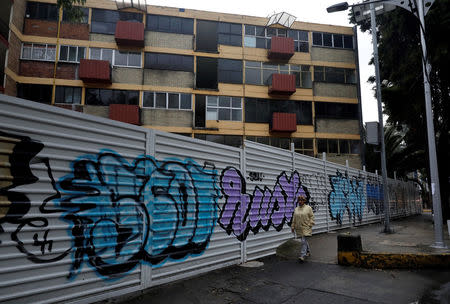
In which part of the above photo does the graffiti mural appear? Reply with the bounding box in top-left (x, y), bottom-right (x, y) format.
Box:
top-left (219, 167), bottom-right (309, 241)
top-left (55, 150), bottom-right (220, 278)
top-left (366, 176), bottom-right (384, 215)
top-left (328, 171), bottom-right (366, 225)
top-left (300, 173), bottom-right (329, 212)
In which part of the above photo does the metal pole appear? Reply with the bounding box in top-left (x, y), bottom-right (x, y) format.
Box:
top-left (417, 0), bottom-right (445, 248)
top-left (370, 3), bottom-right (391, 233)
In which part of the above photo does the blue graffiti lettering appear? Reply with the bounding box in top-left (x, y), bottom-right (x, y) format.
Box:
top-left (328, 171), bottom-right (366, 225)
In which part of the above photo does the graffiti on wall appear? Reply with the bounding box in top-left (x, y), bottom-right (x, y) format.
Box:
top-left (0, 134), bottom-right (220, 279)
top-left (300, 173), bottom-right (329, 212)
top-left (328, 171), bottom-right (366, 225)
top-left (366, 176), bottom-right (384, 215)
top-left (219, 167), bottom-right (309, 241)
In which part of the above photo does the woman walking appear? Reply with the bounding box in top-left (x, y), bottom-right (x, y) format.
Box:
top-left (291, 195), bottom-right (315, 262)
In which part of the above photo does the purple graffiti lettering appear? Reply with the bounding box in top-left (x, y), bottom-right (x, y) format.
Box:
top-left (219, 167), bottom-right (310, 241)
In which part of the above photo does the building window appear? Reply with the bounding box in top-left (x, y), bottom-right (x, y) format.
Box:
top-left (194, 134), bottom-right (243, 148)
top-left (245, 98), bottom-right (312, 125)
top-left (86, 89), bottom-right (139, 106)
top-left (314, 66), bottom-right (356, 84)
top-left (206, 96), bottom-right (242, 121)
top-left (91, 8), bottom-right (143, 35)
top-left (315, 102), bottom-right (359, 119)
top-left (196, 57), bottom-right (218, 89)
top-left (55, 86), bottom-right (82, 104)
top-left (59, 45), bottom-right (85, 63)
top-left (90, 48), bottom-right (141, 67)
top-left (196, 20), bottom-right (218, 52)
top-left (246, 136), bottom-right (291, 150)
top-left (288, 29), bottom-right (309, 52)
top-left (21, 43), bottom-right (56, 61)
top-left (143, 92), bottom-right (192, 110)
top-left (312, 32), bottom-right (354, 49)
top-left (17, 84), bottom-right (52, 104)
top-left (25, 2), bottom-right (58, 21)
top-left (218, 22), bottom-right (242, 47)
top-left (146, 14), bottom-right (193, 35)
top-left (62, 7), bottom-right (89, 23)
top-left (245, 61), bottom-right (312, 88)
top-left (244, 25), bottom-right (309, 52)
top-left (317, 139), bottom-right (360, 155)
top-left (218, 59), bottom-right (242, 84)
top-left (292, 138), bottom-right (314, 156)
top-left (144, 52), bottom-right (193, 72)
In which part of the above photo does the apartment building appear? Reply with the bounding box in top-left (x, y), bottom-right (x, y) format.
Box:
top-left (1, 0), bottom-right (364, 168)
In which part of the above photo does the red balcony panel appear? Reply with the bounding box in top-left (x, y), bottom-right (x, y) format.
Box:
top-left (115, 21), bottom-right (145, 47)
top-left (269, 74), bottom-right (296, 95)
top-left (268, 36), bottom-right (294, 60)
top-left (109, 104), bottom-right (140, 125)
top-left (271, 112), bottom-right (297, 133)
top-left (79, 59), bottom-right (111, 83)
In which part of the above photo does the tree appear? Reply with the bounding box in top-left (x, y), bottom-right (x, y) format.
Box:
top-left (354, 0), bottom-right (450, 220)
top-left (57, 0), bottom-right (86, 22)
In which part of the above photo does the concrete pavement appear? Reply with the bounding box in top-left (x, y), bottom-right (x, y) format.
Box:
top-left (108, 214), bottom-right (450, 304)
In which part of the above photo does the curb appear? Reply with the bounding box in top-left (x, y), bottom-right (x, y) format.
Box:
top-left (337, 234), bottom-right (450, 269)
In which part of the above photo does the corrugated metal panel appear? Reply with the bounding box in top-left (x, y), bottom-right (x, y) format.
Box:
top-left (268, 74), bottom-right (296, 95)
top-left (109, 104), bottom-right (140, 125)
top-left (268, 36), bottom-right (294, 60)
top-left (79, 59), bottom-right (111, 83)
top-left (0, 95), bottom-right (422, 304)
top-left (270, 112), bottom-right (297, 132)
top-left (115, 21), bottom-right (145, 47)
top-left (244, 141), bottom-right (295, 261)
top-left (150, 131), bottom-right (242, 287)
top-left (294, 153), bottom-right (330, 234)
top-left (0, 96), bottom-right (146, 304)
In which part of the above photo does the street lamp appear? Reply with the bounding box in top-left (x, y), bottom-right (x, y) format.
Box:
top-left (327, 0), bottom-right (446, 248)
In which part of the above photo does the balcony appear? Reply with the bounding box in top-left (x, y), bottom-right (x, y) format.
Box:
top-left (270, 113), bottom-right (297, 133)
top-left (268, 74), bottom-right (296, 95)
top-left (268, 37), bottom-right (294, 60)
top-left (115, 21), bottom-right (145, 47)
top-left (109, 104), bottom-right (140, 125)
top-left (79, 59), bottom-right (111, 83)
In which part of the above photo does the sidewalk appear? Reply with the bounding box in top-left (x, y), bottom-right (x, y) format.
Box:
top-left (110, 214), bottom-right (450, 304)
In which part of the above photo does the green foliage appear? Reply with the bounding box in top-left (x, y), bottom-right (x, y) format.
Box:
top-left (354, 0), bottom-right (450, 218)
top-left (57, 0), bottom-right (86, 22)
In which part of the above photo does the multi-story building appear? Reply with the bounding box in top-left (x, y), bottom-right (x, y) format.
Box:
top-left (1, 0), bottom-right (364, 168)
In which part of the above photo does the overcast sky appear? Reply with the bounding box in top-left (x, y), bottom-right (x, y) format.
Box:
top-left (145, 0), bottom-right (378, 123)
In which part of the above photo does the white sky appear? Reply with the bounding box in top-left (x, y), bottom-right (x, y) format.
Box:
top-left (146, 0), bottom-right (378, 123)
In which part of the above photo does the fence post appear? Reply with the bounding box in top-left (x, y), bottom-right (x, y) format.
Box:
top-left (240, 144), bottom-right (247, 264)
top-left (141, 129), bottom-right (155, 289)
top-left (323, 152), bottom-right (330, 232)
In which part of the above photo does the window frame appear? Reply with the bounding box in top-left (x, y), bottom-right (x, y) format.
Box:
top-left (244, 25), bottom-right (309, 53)
top-left (313, 66), bottom-right (357, 84)
top-left (205, 95), bottom-right (242, 121)
top-left (146, 14), bottom-right (194, 35)
top-left (59, 45), bottom-right (86, 63)
top-left (312, 32), bottom-right (354, 49)
top-left (25, 2), bottom-right (58, 21)
top-left (55, 86), bottom-right (82, 104)
top-left (21, 43), bottom-right (56, 62)
top-left (142, 91), bottom-right (192, 110)
top-left (89, 48), bottom-right (142, 68)
top-left (317, 139), bottom-right (359, 155)
top-left (244, 61), bottom-right (312, 88)
top-left (144, 52), bottom-right (194, 72)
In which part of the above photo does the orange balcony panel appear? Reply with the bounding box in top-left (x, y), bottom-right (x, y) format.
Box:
top-left (79, 59), bottom-right (111, 83)
top-left (115, 21), bottom-right (145, 47)
top-left (269, 74), bottom-right (296, 95)
top-left (268, 37), bottom-right (294, 60)
top-left (109, 104), bottom-right (140, 125)
top-left (271, 112), bottom-right (297, 132)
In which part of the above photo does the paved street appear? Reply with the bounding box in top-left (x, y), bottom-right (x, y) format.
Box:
top-left (109, 215), bottom-right (450, 304)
